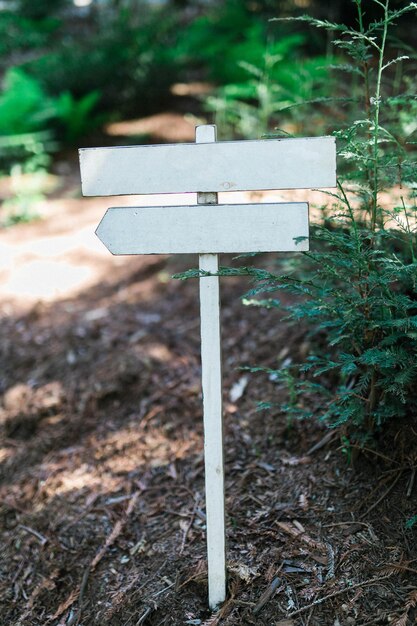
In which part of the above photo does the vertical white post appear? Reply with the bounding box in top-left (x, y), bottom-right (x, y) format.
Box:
top-left (196, 124), bottom-right (226, 610)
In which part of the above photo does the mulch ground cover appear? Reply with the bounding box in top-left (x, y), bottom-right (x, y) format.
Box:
top-left (1, 248), bottom-right (416, 626)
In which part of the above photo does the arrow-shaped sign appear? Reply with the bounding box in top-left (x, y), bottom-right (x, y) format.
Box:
top-left (96, 203), bottom-right (309, 255)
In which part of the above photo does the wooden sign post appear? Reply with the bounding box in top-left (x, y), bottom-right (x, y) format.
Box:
top-left (79, 125), bottom-right (336, 610)
top-left (195, 124), bottom-right (226, 609)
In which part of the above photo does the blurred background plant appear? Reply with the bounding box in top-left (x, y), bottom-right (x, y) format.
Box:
top-left (0, 0), bottom-right (181, 224)
top-left (204, 38), bottom-right (334, 139)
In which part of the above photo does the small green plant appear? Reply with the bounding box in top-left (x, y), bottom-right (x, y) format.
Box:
top-left (341, 435), bottom-right (353, 464)
top-left (0, 68), bottom-right (103, 172)
top-left (0, 131), bottom-right (51, 175)
top-left (405, 515), bottom-right (417, 529)
top-left (0, 68), bottom-right (55, 136)
top-left (205, 47), bottom-right (333, 139)
top-left (54, 90), bottom-right (102, 143)
top-left (205, 36), bottom-right (333, 139)
top-left (0, 66), bottom-right (104, 154)
top-left (174, 2), bottom-right (264, 85)
top-left (0, 68), bottom-right (55, 180)
top-left (0, 67), bottom-right (102, 225)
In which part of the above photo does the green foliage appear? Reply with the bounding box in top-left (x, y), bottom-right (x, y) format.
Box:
top-left (0, 69), bottom-right (55, 136)
top-left (0, 2), bottom-right (180, 226)
top-left (0, 68), bottom-right (101, 172)
top-left (236, 0), bottom-right (417, 441)
top-left (7, 0), bottom-right (69, 21)
top-left (24, 8), bottom-right (179, 118)
top-left (205, 46), bottom-right (333, 139)
top-left (0, 69), bottom-right (54, 175)
top-left (182, 1), bottom-right (334, 138)
top-left (0, 67), bottom-right (101, 225)
top-left (178, 0), bottom-right (417, 445)
top-left (175, 2), bottom-right (266, 85)
top-left (0, 1), bottom-right (180, 160)
top-left (0, 132), bottom-right (51, 178)
top-left (54, 91), bottom-right (102, 143)
top-left (0, 11), bottom-right (59, 58)
top-left (406, 514), bottom-right (417, 529)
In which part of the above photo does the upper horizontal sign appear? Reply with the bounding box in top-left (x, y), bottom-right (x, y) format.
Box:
top-left (79, 136), bottom-right (336, 196)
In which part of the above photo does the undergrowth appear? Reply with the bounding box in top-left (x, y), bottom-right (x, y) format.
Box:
top-left (177, 0), bottom-right (417, 447)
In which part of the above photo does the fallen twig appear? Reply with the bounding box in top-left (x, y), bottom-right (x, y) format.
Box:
top-left (406, 468), bottom-right (416, 498)
top-left (350, 444), bottom-right (400, 465)
top-left (360, 471), bottom-right (403, 519)
top-left (287, 574), bottom-right (394, 618)
top-left (91, 490), bottom-right (140, 570)
top-left (67, 566), bottom-right (91, 626)
top-left (136, 605), bottom-right (153, 625)
top-left (18, 524), bottom-right (48, 546)
top-left (306, 430), bottom-right (337, 456)
top-left (50, 590), bottom-right (80, 623)
top-left (150, 581), bottom-right (175, 599)
top-left (176, 560), bottom-right (207, 590)
top-left (378, 562), bottom-right (417, 576)
top-left (275, 521), bottom-right (327, 552)
top-left (179, 503), bottom-right (198, 555)
top-left (325, 542), bottom-right (335, 580)
top-left (322, 521), bottom-right (369, 529)
top-left (392, 588), bottom-right (417, 626)
top-left (252, 577), bottom-right (282, 615)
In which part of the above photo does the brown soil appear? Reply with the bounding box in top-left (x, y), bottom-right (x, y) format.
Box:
top-left (1, 123), bottom-right (417, 626)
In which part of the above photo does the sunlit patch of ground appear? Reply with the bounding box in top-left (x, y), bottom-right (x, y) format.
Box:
top-left (0, 193), bottom-right (189, 308)
top-left (170, 82), bottom-right (215, 97)
top-left (105, 112), bottom-right (205, 143)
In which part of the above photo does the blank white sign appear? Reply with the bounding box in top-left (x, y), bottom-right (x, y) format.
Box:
top-left (95, 203), bottom-right (309, 255)
top-left (80, 137), bottom-right (336, 196)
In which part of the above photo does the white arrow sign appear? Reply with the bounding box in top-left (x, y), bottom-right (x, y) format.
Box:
top-left (79, 124), bottom-right (336, 611)
top-left (96, 203), bottom-right (309, 255)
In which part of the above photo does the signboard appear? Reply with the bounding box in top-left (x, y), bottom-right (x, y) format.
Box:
top-left (79, 136), bottom-right (335, 196)
top-left (79, 124), bottom-right (336, 610)
top-left (96, 203), bottom-right (309, 255)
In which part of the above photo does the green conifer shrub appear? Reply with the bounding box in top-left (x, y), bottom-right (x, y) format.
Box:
top-left (177, 0), bottom-right (417, 446)
top-left (246, 0), bottom-right (417, 443)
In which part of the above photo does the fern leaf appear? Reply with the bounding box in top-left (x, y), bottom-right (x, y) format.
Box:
top-left (405, 588), bottom-right (417, 610)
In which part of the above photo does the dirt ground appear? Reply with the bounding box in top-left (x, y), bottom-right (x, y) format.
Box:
top-left (1, 116), bottom-right (417, 626)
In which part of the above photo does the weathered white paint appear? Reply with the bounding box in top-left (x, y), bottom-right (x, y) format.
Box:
top-left (196, 125), bottom-right (226, 610)
top-left (199, 252), bottom-right (226, 610)
top-left (95, 203), bottom-right (309, 255)
top-left (79, 136), bottom-right (336, 196)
